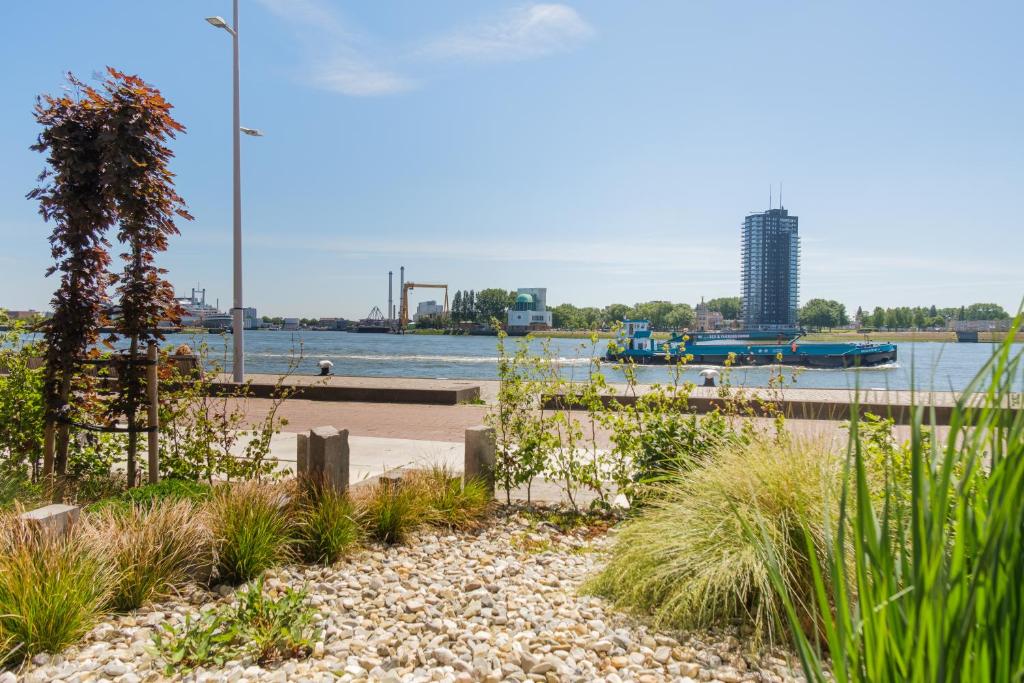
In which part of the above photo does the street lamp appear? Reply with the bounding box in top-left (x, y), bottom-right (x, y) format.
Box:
top-left (206, 1), bottom-right (259, 383)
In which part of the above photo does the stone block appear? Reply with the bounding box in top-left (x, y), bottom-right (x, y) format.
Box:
top-left (306, 426), bottom-right (349, 492)
top-left (464, 425), bottom-right (496, 498)
top-left (20, 504), bottom-right (80, 537)
top-left (296, 432), bottom-right (309, 474)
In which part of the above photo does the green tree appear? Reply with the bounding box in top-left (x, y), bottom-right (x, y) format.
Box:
top-left (706, 296), bottom-right (741, 320)
top-left (799, 299), bottom-right (845, 330)
top-left (664, 303), bottom-right (696, 330)
top-left (913, 308), bottom-right (927, 329)
top-left (475, 288), bottom-right (515, 324)
top-left (604, 303), bottom-right (633, 325)
top-left (451, 291), bottom-right (463, 321)
top-left (872, 306), bottom-right (885, 329)
top-left (964, 302), bottom-right (1009, 320)
top-left (551, 303), bottom-right (582, 329)
top-left (634, 301), bottom-right (674, 329)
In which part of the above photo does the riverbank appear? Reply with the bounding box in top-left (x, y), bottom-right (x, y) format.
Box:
top-left (532, 329), bottom-right (1024, 343)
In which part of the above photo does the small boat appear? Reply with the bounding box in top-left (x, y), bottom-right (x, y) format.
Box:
top-left (606, 319), bottom-right (896, 369)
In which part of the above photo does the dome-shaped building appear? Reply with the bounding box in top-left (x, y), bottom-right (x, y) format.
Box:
top-left (507, 288), bottom-right (552, 335)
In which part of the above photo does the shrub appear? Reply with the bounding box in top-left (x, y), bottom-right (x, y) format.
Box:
top-left (150, 577), bottom-right (319, 674)
top-left (0, 520), bottom-right (113, 664)
top-left (586, 436), bottom-right (844, 642)
top-left (762, 323), bottom-right (1024, 682)
top-left (293, 479), bottom-right (361, 565)
top-left (84, 500), bottom-right (214, 611)
top-left (87, 478), bottom-right (212, 514)
top-left (354, 478), bottom-right (428, 545)
top-left (0, 471), bottom-right (45, 512)
top-left (407, 465), bottom-right (492, 529)
top-left (208, 482), bottom-right (294, 585)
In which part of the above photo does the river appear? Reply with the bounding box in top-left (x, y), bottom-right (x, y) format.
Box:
top-left (152, 331), bottom-right (1021, 392)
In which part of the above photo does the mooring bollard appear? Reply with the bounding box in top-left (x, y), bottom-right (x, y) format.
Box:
top-left (464, 425), bottom-right (496, 499)
top-left (20, 504), bottom-right (80, 537)
top-left (298, 426), bottom-right (350, 492)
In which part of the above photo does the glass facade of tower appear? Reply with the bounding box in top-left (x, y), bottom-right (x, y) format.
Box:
top-left (740, 208), bottom-right (800, 328)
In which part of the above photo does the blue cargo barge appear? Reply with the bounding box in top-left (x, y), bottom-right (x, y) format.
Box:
top-left (606, 320), bottom-right (897, 368)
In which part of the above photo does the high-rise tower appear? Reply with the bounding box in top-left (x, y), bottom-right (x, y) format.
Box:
top-left (740, 207), bottom-right (800, 327)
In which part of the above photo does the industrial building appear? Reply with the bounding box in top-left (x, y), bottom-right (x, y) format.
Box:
top-left (740, 207), bottom-right (800, 328)
top-left (507, 288), bottom-right (552, 334)
top-left (413, 300), bottom-right (445, 322)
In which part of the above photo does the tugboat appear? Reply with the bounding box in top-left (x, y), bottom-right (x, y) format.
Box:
top-left (606, 319), bottom-right (896, 368)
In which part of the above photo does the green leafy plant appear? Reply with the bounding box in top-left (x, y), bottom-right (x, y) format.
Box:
top-left (0, 319), bottom-right (45, 480)
top-left (159, 337), bottom-right (298, 483)
top-left (208, 481), bottom-right (294, 585)
top-left (150, 577), bottom-right (319, 674)
top-left (586, 436), bottom-right (845, 643)
top-left (759, 319), bottom-right (1024, 682)
top-left (0, 520), bottom-right (113, 665)
top-left (84, 500), bottom-right (214, 611)
top-left (293, 478), bottom-right (362, 565)
top-left (488, 330), bottom-right (553, 504)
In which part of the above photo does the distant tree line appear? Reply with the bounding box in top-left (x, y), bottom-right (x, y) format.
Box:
top-left (258, 297), bottom-right (1010, 333)
top-left (856, 303), bottom-right (1010, 330)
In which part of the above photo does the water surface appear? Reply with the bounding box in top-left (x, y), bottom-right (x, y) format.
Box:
top-left (152, 331), bottom-right (1020, 392)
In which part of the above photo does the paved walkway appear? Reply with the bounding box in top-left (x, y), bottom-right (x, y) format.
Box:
top-left (232, 431), bottom-right (586, 504)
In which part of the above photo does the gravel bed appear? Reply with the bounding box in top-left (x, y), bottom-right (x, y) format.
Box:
top-left (13, 510), bottom-right (805, 683)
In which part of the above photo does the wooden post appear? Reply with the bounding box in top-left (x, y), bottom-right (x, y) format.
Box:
top-left (146, 343), bottom-right (160, 484)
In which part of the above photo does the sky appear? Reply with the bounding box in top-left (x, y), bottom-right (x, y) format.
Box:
top-left (0, 1), bottom-right (1021, 319)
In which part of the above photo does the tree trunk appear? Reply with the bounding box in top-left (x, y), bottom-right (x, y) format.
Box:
top-left (53, 369), bottom-right (73, 476)
top-left (126, 335), bottom-right (139, 487)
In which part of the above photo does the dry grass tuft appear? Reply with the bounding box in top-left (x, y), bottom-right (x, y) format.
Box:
top-left (0, 515), bottom-right (113, 664)
top-left (586, 436), bottom-right (844, 643)
top-left (84, 500), bottom-right (214, 611)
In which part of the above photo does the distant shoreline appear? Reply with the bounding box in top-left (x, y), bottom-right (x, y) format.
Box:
top-left (529, 329), bottom-right (1023, 343)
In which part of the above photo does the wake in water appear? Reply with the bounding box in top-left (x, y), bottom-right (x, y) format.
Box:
top-left (248, 352), bottom-right (593, 366)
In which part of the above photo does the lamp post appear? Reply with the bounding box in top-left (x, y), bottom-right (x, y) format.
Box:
top-left (206, 2), bottom-right (262, 383)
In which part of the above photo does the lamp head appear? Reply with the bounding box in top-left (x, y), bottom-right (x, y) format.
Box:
top-left (240, 127), bottom-right (264, 137)
top-left (205, 16), bottom-right (229, 29)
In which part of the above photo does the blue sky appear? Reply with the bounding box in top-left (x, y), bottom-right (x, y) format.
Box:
top-left (1, 1), bottom-right (1021, 318)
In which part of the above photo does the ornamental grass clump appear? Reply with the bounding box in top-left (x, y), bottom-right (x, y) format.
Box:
top-left (762, 321), bottom-right (1024, 682)
top-left (408, 465), bottom-right (492, 530)
top-left (208, 481), bottom-right (294, 585)
top-left (293, 477), bottom-right (362, 565)
top-left (85, 500), bottom-right (214, 611)
top-left (354, 478), bottom-right (428, 545)
top-left (0, 516), bottom-right (113, 665)
top-left (586, 436), bottom-right (844, 643)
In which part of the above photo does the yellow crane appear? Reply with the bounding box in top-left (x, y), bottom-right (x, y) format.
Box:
top-left (399, 282), bottom-right (449, 332)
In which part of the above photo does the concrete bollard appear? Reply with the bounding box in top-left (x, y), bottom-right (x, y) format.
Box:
top-left (464, 425), bottom-right (496, 499)
top-left (301, 426), bottom-right (350, 493)
top-left (20, 504), bottom-right (80, 537)
top-left (296, 432), bottom-right (309, 473)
